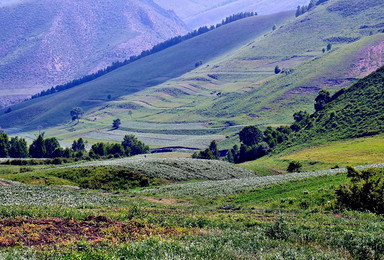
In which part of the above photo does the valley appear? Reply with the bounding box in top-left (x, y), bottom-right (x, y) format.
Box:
top-left (0, 0), bottom-right (384, 258)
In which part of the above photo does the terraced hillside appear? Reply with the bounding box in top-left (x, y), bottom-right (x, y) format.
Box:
top-left (0, 12), bottom-right (293, 132)
top-left (123, 0), bottom-right (384, 127)
top-left (154, 0), bottom-right (309, 29)
top-left (0, 0), bottom-right (186, 108)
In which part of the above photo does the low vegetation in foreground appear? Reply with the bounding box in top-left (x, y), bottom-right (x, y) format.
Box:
top-left (0, 156), bottom-right (383, 259)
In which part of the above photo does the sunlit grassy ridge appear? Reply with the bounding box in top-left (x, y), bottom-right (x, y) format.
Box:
top-left (243, 135), bottom-right (384, 174)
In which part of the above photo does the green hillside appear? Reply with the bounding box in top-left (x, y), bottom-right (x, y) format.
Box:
top-left (287, 65), bottom-right (384, 146)
top-left (0, 12), bottom-right (293, 132)
top-left (2, 0), bottom-right (384, 150)
top-left (126, 0), bottom-right (384, 126)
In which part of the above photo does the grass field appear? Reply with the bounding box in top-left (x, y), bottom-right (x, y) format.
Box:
top-left (0, 158), bottom-right (383, 259)
top-left (242, 135), bottom-right (384, 175)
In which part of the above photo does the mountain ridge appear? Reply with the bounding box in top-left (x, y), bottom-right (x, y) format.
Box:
top-left (0, 0), bottom-right (187, 108)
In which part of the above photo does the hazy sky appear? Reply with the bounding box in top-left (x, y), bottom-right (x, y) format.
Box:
top-left (0, 0), bottom-right (28, 8)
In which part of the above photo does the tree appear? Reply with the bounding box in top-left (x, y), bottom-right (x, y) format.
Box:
top-left (128, 110), bottom-right (133, 119)
top-left (107, 143), bottom-right (125, 157)
top-left (70, 107), bottom-right (84, 122)
top-left (314, 89), bottom-right (331, 112)
top-left (226, 149), bottom-right (235, 163)
top-left (287, 161), bottom-right (302, 172)
top-left (0, 133), bottom-right (10, 158)
top-left (72, 138), bottom-right (85, 152)
top-left (90, 143), bottom-right (107, 157)
top-left (272, 24), bottom-right (277, 31)
top-left (29, 135), bottom-right (46, 158)
top-left (9, 137), bottom-right (28, 158)
top-left (239, 126), bottom-right (264, 146)
top-left (296, 6), bottom-right (302, 17)
top-left (293, 111), bottom-right (310, 123)
top-left (274, 65), bottom-right (281, 74)
top-left (327, 43), bottom-right (332, 51)
top-left (113, 119), bottom-right (121, 129)
top-left (44, 137), bottom-right (60, 158)
top-left (209, 140), bottom-right (220, 159)
top-left (322, 48), bottom-right (326, 53)
top-left (122, 135), bottom-right (149, 156)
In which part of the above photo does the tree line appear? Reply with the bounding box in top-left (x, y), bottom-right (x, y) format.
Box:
top-left (296, 0), bottom-right (329, 17)
top-left (30, 12), bottom-right (257, 101)
top-left (194, 88), bottom-right (335, 165)
top-left (0, 132), bottom-right (149, 160)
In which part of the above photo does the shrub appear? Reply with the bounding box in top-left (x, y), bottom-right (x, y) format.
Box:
top-left (336, 167), bottom-right (384, 214)
top-left (287, 161), bottom-right (303, 173)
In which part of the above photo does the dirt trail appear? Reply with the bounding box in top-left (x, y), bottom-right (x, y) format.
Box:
top-left (140, 196), bottom-right (194, 207)
top-left (0, 181), bottom-right (10, 186)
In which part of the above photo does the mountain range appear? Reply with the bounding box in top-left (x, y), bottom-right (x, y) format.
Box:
top-left (0, 0), bottom-right (187, 108)
top-left (1, 0), bottom-right (384, 150)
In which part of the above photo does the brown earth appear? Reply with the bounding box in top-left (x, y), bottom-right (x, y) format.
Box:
top-left (0, 215), bottom-right (178, 248)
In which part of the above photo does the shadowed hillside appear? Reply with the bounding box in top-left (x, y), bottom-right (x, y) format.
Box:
top-left (0, 0), bottom-right (187, 108)
top-left (0, 12), bottom-right (294, 132)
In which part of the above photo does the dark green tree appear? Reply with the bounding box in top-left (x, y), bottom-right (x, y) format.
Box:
top-left (327, 43), bottom-right (332, 51)
top-left (274, 65), bottom-right (281, 74)
top-left (314, 89), bottom-right (331, 112)
top-left (0, 133), bottom-right (10, 158)
top-left (9, 137), bottom-right (28, 158)
top-left (296, 6), bottom-right (302, 17)
top-left (209, 140), bottom-right (220, 159)
top-left (72, 138), bottom-right (86, 152)
top-left (90, 143), bottom-right (107, 157)
top-left (44, 137), bottom-right (60, 158)
top-left (113, 119), bottom-right (121, 129)
top-left (70, 107), bottom-right (84, 122)
top-left (122, 135), bottom-right (149, 156)
top-left (29, 135), bottom-right (46, 158)
top-left (287, 161), bottom-right (302, 172)
top-left (239, 126), bottom-right (264, 146)
top-left (107, 143), bottom-right (125, 157)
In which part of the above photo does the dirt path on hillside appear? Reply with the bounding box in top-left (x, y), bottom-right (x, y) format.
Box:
top-left (140, 196), bottom-right (194, 207)
top-left (0, 181), bottom-right (10, 186)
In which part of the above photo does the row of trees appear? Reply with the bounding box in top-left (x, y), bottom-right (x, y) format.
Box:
top-left (0, 132), bottom-right (149, 159)
top-left (193, 89), bottom-right (336, 164)
top-left (295, 0), bottom-right (329, 17)
top-left (30, 12), bottom-right (257, 101)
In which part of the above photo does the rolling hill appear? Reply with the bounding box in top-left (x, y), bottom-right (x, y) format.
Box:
top-left (288, 65), bottom-right (384, 145)
top-left (0, 12), bottom-right (294, 133)
top-left (115, 0), bottom-right (384, 127)
top-left (154, 0), bottom-right (310, 29)
top-left (0, 0), bottom-right (187, 108)
top-left (2, 0), bottom-right (384, 150)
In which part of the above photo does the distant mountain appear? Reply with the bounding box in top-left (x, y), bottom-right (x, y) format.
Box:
top-left (0, 0), bottom-right (187, 108)
top-left (154, 0), bottom-right (310, 28)
top-left (0, 12), bottom-right (294, 131)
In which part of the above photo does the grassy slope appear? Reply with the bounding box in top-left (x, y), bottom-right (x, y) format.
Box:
top-left (242, 134), bottom-right (384, 175)
top-left (84, 0), bottom-right (384, 131)
top-left (0, 12), bottom-right (293, 132)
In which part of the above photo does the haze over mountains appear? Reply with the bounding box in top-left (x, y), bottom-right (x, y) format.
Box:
top-left (154, 0), bottom-right (309, 29)
top-left (0, 0), bottom-right (187, 108)
top-left (1, 0), bottom-right (384, 151)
